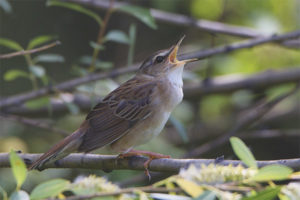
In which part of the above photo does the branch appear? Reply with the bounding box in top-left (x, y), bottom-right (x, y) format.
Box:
top-left (1, 153), bottom-right (300, 171)
top-left (1, 29), bottom-right (300, 109)
top-left (0, 41), bottom-right (61, 59)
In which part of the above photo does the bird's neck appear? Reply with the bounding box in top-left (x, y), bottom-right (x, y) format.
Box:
top-left (166, 65), bottom-right (184, 88)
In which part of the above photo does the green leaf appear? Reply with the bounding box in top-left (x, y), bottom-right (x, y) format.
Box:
top-left (95, 61), bottom-right (113, 70)
top-left (27, 35), bottom-right (55, 50)
top-left (9, 150), bottom-right (27, 190)
top-left (195, 191), bottom-right (216, 200)
top-left (4, 70), bottom-right (30, 81)
top-left (29, 65), bottom-right (45, 77)
top-left (0, 185), bottom-right (8, 200)
top-left (230, 137), bottom-right (257, 169)
top-left (33, 54), bottom-right (65, 63)
top-left (0, 38), bottom-right (23, 51)
top-left (25, 97), bottom-right (50, 109)
top-left (30, 179), bottom-right (70, 200)
top-left (47, 0), bottom-right (102, 26)
top-left (127, 23), bottom-right (136, 66)
top-left (64, 102), bottom-right (80, 115)
top-left (242, 186), bottom-right (281, 200)
top-left (10, 190), bottom-right (29, 200)
top-left (169, 116), bottom-right (189, 143)
top-left (89, 41), bottom-right (105, 50)
top-left (118, 5), bottom-right (157, 29)
top-left (251, 165), bottom-right (293, 182)
top-left (105, 30), bottom-right (130, 44)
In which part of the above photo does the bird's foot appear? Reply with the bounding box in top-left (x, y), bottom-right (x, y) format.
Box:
top-left (117, 149), bottom-right (171, 180)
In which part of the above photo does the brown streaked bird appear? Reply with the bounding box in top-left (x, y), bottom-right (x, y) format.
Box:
top-left (29, 36), bottom-right (197, 176)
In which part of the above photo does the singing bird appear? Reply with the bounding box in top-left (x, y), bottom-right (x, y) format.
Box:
top-left (29, 36), bottom-right (197, 176)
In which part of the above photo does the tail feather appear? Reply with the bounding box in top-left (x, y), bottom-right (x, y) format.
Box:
top-left (29, 129), bottom-right (84, 170)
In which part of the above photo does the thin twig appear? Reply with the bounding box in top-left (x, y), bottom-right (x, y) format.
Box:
top-left (1, 30), bottom-right (300, 109)
top-left (184, 84), bottom-right (300, 158)
top-left (1, 153), bottom-right (300, 171)
top-left (0, 41), bottom-right (61, 59)
top-left (0, 113), bottom-right (69, 136)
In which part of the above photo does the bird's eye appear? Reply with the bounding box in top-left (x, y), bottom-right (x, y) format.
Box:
top-left (155, 56), bottom-right (164, 63)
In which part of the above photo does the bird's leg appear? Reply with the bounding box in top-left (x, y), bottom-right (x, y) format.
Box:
top-left (118, 149), bottom-right (171, 180)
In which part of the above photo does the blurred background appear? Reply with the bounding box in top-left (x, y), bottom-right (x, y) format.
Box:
top-left (0, 0), bottom-right (300, 194)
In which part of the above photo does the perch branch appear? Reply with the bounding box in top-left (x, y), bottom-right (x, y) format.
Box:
top-left (1, 29), bottom-right (300, 109)
top-left (0, 153), bottom-right (300, 171)
top-left (0, 41), bottom-right (61, 59)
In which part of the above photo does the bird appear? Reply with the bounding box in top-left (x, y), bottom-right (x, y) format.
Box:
top-left (29, 36), bottom-right (198, 177)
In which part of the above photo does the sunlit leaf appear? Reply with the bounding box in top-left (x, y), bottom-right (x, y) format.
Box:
top-left (10, 190), bottom-right (29, 200)
top-left (4, 70), bottom-right (30, 81)
top-left (150, 193), bottom-right (191, 200)
top-left (33, 54), bottom-right (65, 63)
top-left (118, 5), bottom-right (157, 29)
top-left (89, 41), bottom-right (105, 50)
top-left (27, 35), bottom-right (55, 50)
top-left (242, 186), bottom-right (281, 200)
top-left (9, 150), bottom-right (27, 190)
top-left (29, 65), bottom-right (45, 77)
top-left (25, 97), bottom-right (50, 109)
top-left (105, 30), bottom-right (130, 44)
top-left (230, 137), bottom-right (257, 169)
top-left (0, 185), bottom-right (8, 200)
top-left (175, 178), bottom-right (203, 198)
top-left (47, 0), bottom-right (102, 26)
top-left (30, 179), bottom-right (70, 200)
top-left (251, 165), bottom-right (293, 182)
top-left (195, 191), bottom-right (216, 200)
top-left (0, 38), bottom-right (23, 51)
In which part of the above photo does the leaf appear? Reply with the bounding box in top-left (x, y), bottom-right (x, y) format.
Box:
top-left (0, 0), bottom-right (12, 13)
top-left (25, 97), bottom-right (50, 109)
top-left (230, 137), bottom-right (257, 169)
top-left (127, 23), bottom-right (136, 66)
top-left (27, 35), bottom-right (55, 50)
top-left (64, 102), bottom-right (80, 115)
top-left (118, 5), bottom-right (157, 29)
top-left (0, 185), bottom-right (8, 200)
top-left (47, 0), bottom-right (102, 26)
top-left (4, 70), bottom-right (29, 81)
top-left (33, 54), bottom-right (65, 63)
top-left (9, 150), bottom-right (27, 190)
top-left (10, 190), bottom-right (30, 200)
top-left (242, 186), bottom-right (281, 200)
top-left (169, 116), bottom-right (189, 143)
top-left (195, 191), bottom-right (216, 200)
top-left (89, 41), bottom-right (105, 50)
top-left (29, 65), bottom-right (45, 77)
top-left (95, 61), bottom-right (113, 70)
top-left (105, 30), bottom-right (130, 44)
top-left (30, 179), bottom-right (70, 200)
top-left (0, 38), bottom-right (23, 51)
top-left (175, 178), bottom-right (203, 198)
top-left (251, 165), bottom-right (293, 182)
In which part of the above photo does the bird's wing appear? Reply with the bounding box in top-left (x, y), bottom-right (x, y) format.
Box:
top-left (78, 77), bottom-right (158, 152)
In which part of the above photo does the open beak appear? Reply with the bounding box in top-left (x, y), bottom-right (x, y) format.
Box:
top-left (168, 35), bottom-right (198, 66)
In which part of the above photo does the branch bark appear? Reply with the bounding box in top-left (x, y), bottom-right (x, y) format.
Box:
top-left (1, 29), bottom-right (300, 109)
top-left (1, 153), bottom-right (300, 172)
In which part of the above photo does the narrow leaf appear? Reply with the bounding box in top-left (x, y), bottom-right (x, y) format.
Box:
top-left (175, 178), bottom-right (203, 198)
top-left (33, 54), bottom-right (65, 63)
top-left (64, 102), bottom-right (80, 115)
top-left (169, 116), bottom-right (189, 143)
top-left (30, 179), bottom-right (70, 200)
top-left (4, 70), bottom-right (29, 81)
top-left (0, 185), bottom-right (8, 200)
top-left (29, 65), bottom-right (45, 77)
top-left (9, 150), bottom-right (27, 190)
top-left (242, 187), bottom-right (281, 200)
top-left (230, 137), bottom-right (257, 169)
top-left (89, 41), bottom-right (105, 50)
top-left (105, 30), bottom-right (130, 44)
top-left (118, 5), bottom-right (157, 29)
top-left (0, 0), bottom-right (12, 13)
top-left (27, 35), bottom-right (55, 50)
top-left (0, 38), bottom-right (23, 51)
top-left (195, 191), bottom-right (216, 200)
top-left (47, 0), bottom-right (102, 26)
top-left (251, 165), bottom-right (293, 182)
top-left (10, 190), bottom-right (30, 200)
top-left (25, 97), bottom-right (50, 109)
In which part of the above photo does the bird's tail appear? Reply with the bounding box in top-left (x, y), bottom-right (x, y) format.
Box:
top-left (29, 128), bottom-right (84, 170)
